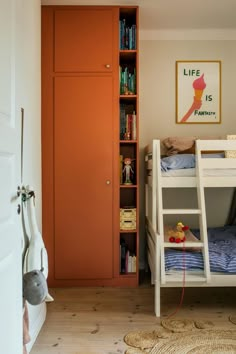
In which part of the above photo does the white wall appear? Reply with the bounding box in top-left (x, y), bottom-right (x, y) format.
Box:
top-left (138, 40), bottom-right (236, 267)
top-left (18, 0), bottom-right (42, 231)
top-left (140, 40), bottom-right (236, 143)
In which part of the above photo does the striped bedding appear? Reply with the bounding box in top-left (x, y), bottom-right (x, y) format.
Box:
top-left (165, 225), bottom-right (236, 273)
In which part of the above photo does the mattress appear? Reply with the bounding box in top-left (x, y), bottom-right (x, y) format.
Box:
top-left (165, 226), bottom-right (236, 273)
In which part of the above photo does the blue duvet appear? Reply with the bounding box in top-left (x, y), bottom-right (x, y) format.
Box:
top-left (161, 153), bottom-right (225, 172)
top-left (165, 225), bottom-right (236, 273)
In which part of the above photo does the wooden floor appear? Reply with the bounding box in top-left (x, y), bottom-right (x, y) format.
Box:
top-left (31, 275), bottom-right (236, 354)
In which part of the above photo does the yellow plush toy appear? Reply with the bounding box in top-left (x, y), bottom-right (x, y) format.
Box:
top-left (168, 222), bottom-right (189, 243)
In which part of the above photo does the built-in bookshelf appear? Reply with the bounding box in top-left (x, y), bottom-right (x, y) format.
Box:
top-left (119, 7), bottom-right (139, 283)
top-left (42, 5), bottom-right (138, 287)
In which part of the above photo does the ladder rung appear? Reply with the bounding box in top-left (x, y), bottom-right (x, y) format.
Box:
top-left (164, 274), bottom-right (207, 283)
top-left (162, 209), bottom-right (201, 215)
top-left (163, 242), bottom-right (204, 248)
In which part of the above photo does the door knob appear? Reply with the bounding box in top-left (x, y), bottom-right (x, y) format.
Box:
top-left (105, 64), bottom-right (111, 68)
top-left (106, 180), bottom-right (111, 185)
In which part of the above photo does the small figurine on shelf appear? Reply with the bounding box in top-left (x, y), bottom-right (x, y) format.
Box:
top-left (123, 157), bottom-right (134, 185)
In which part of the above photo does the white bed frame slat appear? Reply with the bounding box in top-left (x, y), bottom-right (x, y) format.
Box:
top-left (201, 158), bottom-right (236, 169)
top-left (196, 139), bottom-right (236, 150)
top-left (162, 209), bottom-right (201, 214)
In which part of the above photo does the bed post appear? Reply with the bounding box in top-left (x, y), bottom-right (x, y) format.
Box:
top-left (152, 140), bottom-right (157, 231)
top-left (155, 235), bottom-right (161, 317)
top-left (153, 140), bottom-right (161, 317)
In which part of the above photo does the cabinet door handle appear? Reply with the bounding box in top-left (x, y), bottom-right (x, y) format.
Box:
top-left (106, 180), bottom-right (111, 185)
top-left (105, 64), bottom-right (111, 68)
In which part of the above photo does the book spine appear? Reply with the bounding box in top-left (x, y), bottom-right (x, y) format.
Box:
top-left (120, 155), bottom-right (123, 184)
top-left (119, 21), bottom-right (122, 49)
top-left (120, 69), bottom-right (125, 94)
top-left (124, 114), bottom-right (132, 140)
top-left (128, 73), bottom-right (132, 93)
top-left (125, 250), bottom-right (129, 273)
top-left (120, 104), bottom-right (126, 139)
top-left (122, 19), bottom-right (125, 49)
top-left (132, 256), bottom-right (136, 272)
top-left (131, 111), bottom-right (136, 140)
top-left (125, 27), bottom-right (129, 49)
top-left (124, 67), bottom-right (128, 94)
top-left (129, 27), bottom-right (132, 50)
top-left (120, 240), bottom-right (126, 273)
top-left (133, 68), bottom-right (136, 94)
top-left (128, 255), bottom-right (132, 272)
top-left (132, 25), bottom-right (136, 49)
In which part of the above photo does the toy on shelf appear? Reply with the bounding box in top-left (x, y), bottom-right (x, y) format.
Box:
top-left (123, 157), bottom-right (134, 185)
top-left (168, 222), bottom-right (189, 243)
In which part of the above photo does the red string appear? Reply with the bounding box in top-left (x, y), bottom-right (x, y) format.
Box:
top-left (166, 242), bottom-right (186, 318)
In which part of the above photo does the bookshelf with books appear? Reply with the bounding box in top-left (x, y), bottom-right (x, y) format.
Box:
top-left (119, 7), bottom-right (139, 285)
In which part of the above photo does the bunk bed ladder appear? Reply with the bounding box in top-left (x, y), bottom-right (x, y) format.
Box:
top-left (154, 140), bottom-right (166, 285)
top-left (152, 140), bottom-right (162, 316)
top-left (155, 141), bottom-right (204, 284)
top-left (157, 142), bottom-right (211, 285)
top-left (195, 141), bottom-right (211, 283)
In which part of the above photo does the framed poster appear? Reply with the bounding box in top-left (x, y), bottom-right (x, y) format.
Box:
top-left (176, 60), bottom-right (221, 124)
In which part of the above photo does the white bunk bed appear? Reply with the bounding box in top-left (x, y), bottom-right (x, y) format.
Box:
top-left (145, 139), bottom-right (236, 317)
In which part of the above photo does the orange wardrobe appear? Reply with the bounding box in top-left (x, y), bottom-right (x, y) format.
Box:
top-left (42, 5), bottom-right (139, 287)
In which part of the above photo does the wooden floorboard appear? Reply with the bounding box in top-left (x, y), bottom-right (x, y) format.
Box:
top-left (30, 277), bottom-right (236, 354)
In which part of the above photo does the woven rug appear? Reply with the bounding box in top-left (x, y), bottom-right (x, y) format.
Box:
top-left (124, 319), bottom-right (236, 354)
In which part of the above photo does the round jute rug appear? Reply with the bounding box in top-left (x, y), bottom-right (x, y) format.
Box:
top-left (161, 318), bottom-right (195, 332)
top-left (149, 329), bottom-right (236, 354)
top-left (124, 328), bottom-right (171, 350)
top-left (194, 319), bottom-right (214, 329)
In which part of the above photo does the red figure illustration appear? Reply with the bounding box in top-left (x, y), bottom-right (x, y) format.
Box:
top-left (180, 74), bottom-right (206, 123)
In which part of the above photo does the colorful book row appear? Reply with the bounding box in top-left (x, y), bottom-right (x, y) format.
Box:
top-left (119, 19), bottom-right (136, 50)
top-left (119, 66), bottom-right (136, 95)
top-left (120, 243), bottom-right (136, 273)
top-left (120, 107), bottom-right (136, 140)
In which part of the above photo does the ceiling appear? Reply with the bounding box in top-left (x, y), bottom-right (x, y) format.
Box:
top-left (41, 0), bottom-right (236, 31)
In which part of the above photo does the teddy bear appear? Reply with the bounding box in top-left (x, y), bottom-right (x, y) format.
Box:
top-left (168, 222), bottom-right (189, 243)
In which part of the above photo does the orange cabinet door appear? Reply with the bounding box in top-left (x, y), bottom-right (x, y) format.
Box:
top-left (54, 75), bottom-right (114, 280)
top-left (54, 8), bottom-right (114, 73)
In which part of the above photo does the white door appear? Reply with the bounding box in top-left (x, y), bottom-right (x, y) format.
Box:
top-left (0, 0), bottom-right (22, 353)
